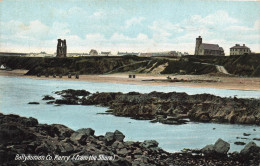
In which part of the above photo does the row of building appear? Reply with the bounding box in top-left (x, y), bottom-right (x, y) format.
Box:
top-left (2, 38), bottom-right (250, 58)
top-left (60, 49), bottom-right (189, 57)
top-left (86, 36), bottom-right (252, 57)
top-left (194, 36), bottom-right (252, 56)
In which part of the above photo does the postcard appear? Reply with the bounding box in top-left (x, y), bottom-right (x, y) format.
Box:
top-left (0, 0), bottom-right (260, 165)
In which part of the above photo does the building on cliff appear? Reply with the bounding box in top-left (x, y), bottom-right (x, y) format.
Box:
top-left (117, 52), bottom-right (140, 56)
top-left (100, 51), bottom-right (112, 56)
top-left (194, 36), bottom-right (224, 56)
top-left (230, 44), bottom-right (251, 55)
top-left (89, 49), bottom-right (98, 56)
top-left (56, 39), bottom-right (67, 57)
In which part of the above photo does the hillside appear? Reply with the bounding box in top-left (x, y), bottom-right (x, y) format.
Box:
top-left (0, 54), bottom-right (259, 77)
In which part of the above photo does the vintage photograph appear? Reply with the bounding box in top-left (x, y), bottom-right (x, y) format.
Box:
top-left (0, 0), bottom-right (260, 165)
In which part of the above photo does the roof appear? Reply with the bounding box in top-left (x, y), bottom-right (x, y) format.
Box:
top-left (101, 52), bottom-right (111, 54)
top-left (230, 45), bottom-right (249, 49)
top-left (201, 43), bottom-right (221, 51)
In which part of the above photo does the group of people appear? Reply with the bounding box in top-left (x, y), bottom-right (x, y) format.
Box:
top-left (36, 73), bottom-right (79, 79)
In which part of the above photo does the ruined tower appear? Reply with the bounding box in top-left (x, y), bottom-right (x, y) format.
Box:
top-left (56, 39), bottom-right (67, 57)
top-left (195, 36), bottom-right (202, 55)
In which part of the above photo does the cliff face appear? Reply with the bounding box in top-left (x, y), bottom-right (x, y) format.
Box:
top-left (185, 54), bottom-right (260, 77)
top-left (0, 54), bottom-right (260, 76)
top-left (0, 56), bottom-right (150, 75)
top-left (46, 89), bottom-right (260, 126)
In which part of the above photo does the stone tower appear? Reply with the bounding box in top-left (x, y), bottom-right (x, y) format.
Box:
top-left (195, 36), bottom-right (202, 55)
top-left (56, 39), bottom-right (67, 57)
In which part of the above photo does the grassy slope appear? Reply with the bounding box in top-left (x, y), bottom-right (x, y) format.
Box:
top-left (0, 54), bottom-right (259, 76)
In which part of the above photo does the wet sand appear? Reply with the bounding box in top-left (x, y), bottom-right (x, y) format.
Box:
top-left (1, 69), bottom-right (260, 91)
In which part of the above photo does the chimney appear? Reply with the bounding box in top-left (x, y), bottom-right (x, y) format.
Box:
top-left (243, 44), bottom-right (245, 46)
top-left (235, 44), bottom-right (240, 46)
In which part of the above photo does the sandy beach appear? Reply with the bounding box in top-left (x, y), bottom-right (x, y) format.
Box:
top-left (1, 69), bottom-right (260, 91)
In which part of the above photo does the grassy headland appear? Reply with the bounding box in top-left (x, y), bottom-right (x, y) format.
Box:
top-left (0, 54), bottom-right (259, 77)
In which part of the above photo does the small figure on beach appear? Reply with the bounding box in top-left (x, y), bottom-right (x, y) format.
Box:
top-left (53, 74), bottom-right (56, 78)
top-left (75, 74), bottom-right (79, 79)
top-left (133, 74), bottom-right (136, 78)
top-left (129, 74), bottom-right (132, 78)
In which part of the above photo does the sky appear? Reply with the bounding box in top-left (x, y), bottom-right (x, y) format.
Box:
top-left (0, 0), bottom-right (259, 55)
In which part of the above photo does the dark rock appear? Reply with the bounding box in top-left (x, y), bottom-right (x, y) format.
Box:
top-left (55, 89), bottom-right (91, 97)
top-left (140, 140), bottom-right (159, 149)
top-left (55, 99), bottom-right (78, 105)
top-left (114, 130), bottom-right (125, 142)
top-left (243, 133), bottom-right (251, 136)
top-left (201, 138), bottom-right (230, 156)
top-left (105, 132), bottom-right (115, 144)
top-left (234, 141), bottom-right (246, 145)
top-left (0, 113), bottom-right (258, 165)
top-left (201, 144), bottom-right (214, 155)
top-left (214, 138), bottom-right (230, 155)
top-left (71, 128), bottom-right (95, 143)
top-left (124, 141), bottom-right (136, 147)
top-left (240, 141), bottom-right (260, 156)
top-left (28, 102), bottom-right (39, 104)
top-left (46, 101), bottom-right (55, 104)
top-left (42, 95), bottom-right (55, 100)
top-left (77, 128), bottom-right (95, 136)
top-left (112, 141), bottom-right (125, 149)
top-left (50, 89), bottom-right (260, 126)
top-left (150, 119), bottom-right (157, 123)
top-left (133, 148), bottom-right (142, 155)
top-left (253, 138), bottom-right (260, 141)
top-left (111, 158), bottom-right (131, 166)
top-left (59, 142), bottom-right (74, 154)
top-left (23, 117), bottom-right (38, 127)
top-left (116, 148), bottom-right (128, 156)
top-left (52, 124), bottom-right (74, 139)
top-left (0, 123), bottom-right (35, 144)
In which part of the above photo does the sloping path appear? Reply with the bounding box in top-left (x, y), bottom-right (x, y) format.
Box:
top-left (216, 65), bottom-right (230, 75)
top-left (104, 60), bottom-right (150, 74)
top-left (194, 62), bottom-right (230, 75)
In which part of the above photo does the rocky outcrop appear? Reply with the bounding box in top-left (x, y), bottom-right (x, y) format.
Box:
top-left (1, 113), bottom-right (259, 165)
top-left (47, 89), bottom-right (260, 125)
top-left (28, 102), bottom-right (40, 104)
top-left (42, 95), bottom-right (55, 100)
top-left (240, 142), bottom-right (260, 156)
top-left (201, 139), bottom-right (230, 156)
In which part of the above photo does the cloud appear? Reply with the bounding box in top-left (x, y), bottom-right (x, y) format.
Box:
top-left (85, 33), bottom-right (105, 40)
top-left (147, 10), bottom-right (259, 54)
top-left (182, 10), bottom-right (239, 32)
top-left (149, 20), bottom-right (184, 43)
top-left (0, 20), bottom-right (71, 52)
top-left (125, 17), bottom-right (145, 28)
top-left (110, 33), bottom-right (149, 43)
top-left (0, 7), bottom-right (259, 54)
top-left (89, 9), bottom-right (106, 19)
top-left (0, 20), bottom-right (71, 41)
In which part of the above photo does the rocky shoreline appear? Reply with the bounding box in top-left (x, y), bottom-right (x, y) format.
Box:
top-left (1, 113), bottom-right (260, 165)
top-left (44, 89), bottom-right (260, 125)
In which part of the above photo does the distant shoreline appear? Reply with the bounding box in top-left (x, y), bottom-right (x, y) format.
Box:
top-left (1, 69), bottom-right (260, 91)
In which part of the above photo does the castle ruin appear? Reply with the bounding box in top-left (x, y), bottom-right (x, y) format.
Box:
top-left (56, 39), bottom-right (67, 57)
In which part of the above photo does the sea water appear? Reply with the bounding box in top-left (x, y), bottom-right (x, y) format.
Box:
top-left (0, 75), bottom-right (259, 152)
